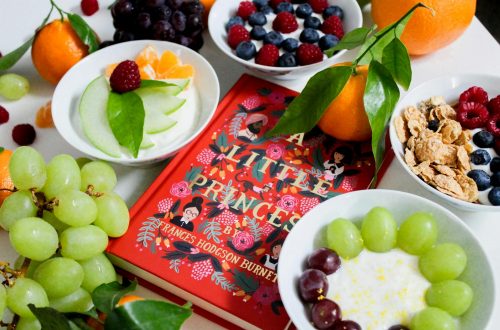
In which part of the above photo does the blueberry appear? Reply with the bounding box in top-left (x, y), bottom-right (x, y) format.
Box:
top-left (282, 38), bottom-right (299, 52)
top-left (264, 31), bottom-right (283, 47)
top-left (300, 28), bottom-right (320, 43)
top-left (226, 16), bottom-right (244, 31)
top-left (253, 0), bottom-right (268, 9)
top-left (236, 41), bottom-right (257, 60)
top-left (248, 12), bottom-right (267, 26)
top-left (277, 53), bottom-right (297, 67)
top-left (473, 130), bottom-right (495, 148)
top-left (296, 3), bottom-right (313, 18)
top-left (260, 5), bottom-right (273, 14)
top-left (427, 119), bottom-right (439, 132)
top-left (323, 5), bottom-right (344, 19)
top-left (491, 157), bottom-right (500, 173)
top-left (468, 169), bottom-right (491, 191)
top-left (275, 2), bottom-right (294, 14)
top-left (489, 187), bottom-right (500, 205)
top-left (470, 149), bottom-right (492, 165)
top-left (491, 172), bottom-right (500, 187)
top-left (319, 34), bottom-right (339, 50)
top-left (304, 16), bottom-right (321, 29)
top-left (250, 26), bottom-right (267, 40)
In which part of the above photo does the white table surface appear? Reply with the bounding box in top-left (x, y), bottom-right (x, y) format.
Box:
top-left (1, 1), bottom-right (499, 329)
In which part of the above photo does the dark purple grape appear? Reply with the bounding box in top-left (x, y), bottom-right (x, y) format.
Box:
top-left (113, 30), bottom-right (135, 42)
top-left (311, 299), bottom-right (341, 329)
top-left (298, 269), bottom-right (328, 302)
top-left (152, 20), bottom-right (175, 40)
top-left (331, 320), bottom-right (362, 330)
top-left (113, 18), bottom-right (128, 30)
top-left (98, 40), bottom-right (114, 49)
top-left (171, 10), bottom-right (187, 32)
top-left (190, 34), bottom-right (204, 50)
top-left (136, 12), bottom-right (152, 32)
top-left (166, 0), bottom-right (183, 9)
top-left (388, 325), bottom-right (410, 330)
top-left (182, 0), bottom-right (204, 15)
top-left (144, 0), bottom-right (165, 9)
top-left (186, 14), bottom-right (203, 32)
top-left (307, 248), bottom-right (341, 275)
top-left (176, 34), bottom-right (193, 47)
top-left (151, 5), bottom-right (172, 21)
top-left (111, 0), bottom-right (136, 19)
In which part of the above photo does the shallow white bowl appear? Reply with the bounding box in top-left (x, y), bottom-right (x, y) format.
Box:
top-left (52, 40), bottom-right (220, 166)
top-left (208, 0), bottom-right (362, 80)
top-left (389, 74), bottom-right (500, 212)
top-left (278, 189), bottom-right (495, 330)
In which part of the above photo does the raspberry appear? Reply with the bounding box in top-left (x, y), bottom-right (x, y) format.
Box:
top-left (191, 259), bottom-right (214, 280)
top-left (488, 95), bottom-right (500, 115)
top-left (486, 114), bottom-right (500, 138)
top-left (270, 0), bottom-right (291, 9)
top-left (309, 0), bottom-right (329, 13)
top-left (227, 25), bottom-right (250, 49)
top-left (0, 105), bottom-right (9, 124)
top-left (255, 44), bottom-right (279, 66)
top-left (459, 86), bottom-right (489, 105)
top-left (296, 43), bottom-right (324, 66)
top-left (456, 102), bottom-right (489, 129)
top-left (157, 198), bottom-right (174, 213)
top-left (110, 60), bottom-right (141, 93)
top-left (321, 15), bottom-right (344, 38)
top-left (12, 124), bottom-right (36, 146)
top-left (272, 12), bottom-right (298, 34)
top-left (81, 0), bottom-right (99, 16)
top-left (237, 1), bottom-right (257, 20)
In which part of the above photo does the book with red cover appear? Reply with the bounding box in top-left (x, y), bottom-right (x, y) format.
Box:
top-left (107, 74), bottom-right (392, 330)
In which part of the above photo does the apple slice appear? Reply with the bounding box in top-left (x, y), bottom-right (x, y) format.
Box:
top-left (144, 108), bottom-right (177, 134)
top-left (135, 90), bottom-right (186, 115)
top-left (140, 134), bottom-right (155, 149)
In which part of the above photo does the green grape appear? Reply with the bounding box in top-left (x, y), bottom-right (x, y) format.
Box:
top-left (410, 307), bottom-right (456, 330)
top-left (0, 73), bottom-right (30, 100)
top-left (419, 243), bottom-right (467, 282)
top-left (9, 147), bottom-right (47, 190)
top-left (0, 190), bottom-right (37, 230)
top-left (54, 189), bottom-right (97, 226)
top-left (79, 253), bottom-right (117, 292)
top-left (17, 317), bottom-right (41, 330)
top-left (361, 207), bottom-right (397, 252)
top-left (76, 157), bottom-right (92, 169)
top-left (0, 284), bottom-right (6, 316)
top-left (33, 257), bottom-right (84, 298)
top-left (9, 217), bottom-right (58, 261)
top-left (80, 161), bottom-right (117, 192)
top-left (397, 212), bottom-right (438, 255)
top-left (326, 218), bottom-right (363, 259)
top-left (6, 278), bottom-right (49, 318)
top-left (42, 210), bottom-right (68, 233)
top-left (49, 287), bottom-right (93, 313)
top-left (426, 280), bottom-right (473, 316)
top-left (43, 154), bottom-right (81, 199)
top-left (94, 192), bottom-right (130, 237)
top-left (14, 257), bottom-right (41, 278)
top-left (60, 225), bottom-right (108, 260)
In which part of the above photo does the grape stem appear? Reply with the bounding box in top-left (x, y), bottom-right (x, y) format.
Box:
top-left (0, 259), bottom-right (31, 329)
top-left (85, 185), bottom-right (104, 198)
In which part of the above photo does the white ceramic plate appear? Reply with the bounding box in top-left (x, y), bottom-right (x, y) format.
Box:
top-left (278, 189), bottom-right (495, 330)
top-left (52, 40), bottom-right (220, 166)
top-left (389, 74), bottom-right (500, 212)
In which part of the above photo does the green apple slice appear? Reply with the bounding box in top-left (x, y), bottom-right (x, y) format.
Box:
top-left (144, 109), bottom-right (177, 134)
top-left (140, 134), bottom-right (155, 149)
top-left (135, 90), bottom-right (186, 115)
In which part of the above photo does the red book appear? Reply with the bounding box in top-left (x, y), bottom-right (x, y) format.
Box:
top-left (107, 74), bottom-right (392, 330)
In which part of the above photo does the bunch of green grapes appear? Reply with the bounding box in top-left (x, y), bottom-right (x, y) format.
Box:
top-left (0, 146), bottom-right (130, 329)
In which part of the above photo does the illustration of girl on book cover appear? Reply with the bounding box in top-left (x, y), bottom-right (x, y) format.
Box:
top-left (170, 197), bottom-right (204, 232)
top-left (259, 239), bottom-right (284, 271)
top-left (323, 145), bottom-right (354, 181)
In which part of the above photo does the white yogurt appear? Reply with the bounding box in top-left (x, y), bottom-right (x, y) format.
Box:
top-left (469, 128), bottom-right (498, 205)
top-left (327, 249), bottom-right (430, 330)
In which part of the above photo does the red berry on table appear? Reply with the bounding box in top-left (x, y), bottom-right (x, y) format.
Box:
top-left (272, 12), bottom-right (299, 34)
top-left (255, 44), bottom-right (280, 66)
top-left (237, 1), bottom-right (257, 20)
top-left (12, 124), bottom-right (36, 146)
top-left (321, 15), bottom-right (344, 39)
top-left (309, 0), bottom-right (329, 13)
top-left (486, 114), bottom-right (500, 138)
top-left (270, 0), bottom-right (291, 9)
top-left (488, 95), bottom-right (500, 115)
top-left (0, 105), bottom-right (9, 124)
top-left (109, 60), bottom-right (141, 93)
top-left (456, 102), bottom-right (489, 129)
top-left (81, 0), bottom-right (99, 16)
top-left (227, 25), bottom-right (251, 49)
top-left (296, 43), bottom-right (324, 65)
top-left (459, 86), bottom-right (489, 105)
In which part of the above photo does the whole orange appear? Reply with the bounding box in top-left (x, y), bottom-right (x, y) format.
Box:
top-left (371, 0), bottom-right (476, 56)
top-left (318, 64), bottom-right (371, 142)
top-left (32, 20), bottom-right (89, 84)
top-left (200, 0), bottom-right (215, 24)
top-left (0, 148), bottom-right (14, 206)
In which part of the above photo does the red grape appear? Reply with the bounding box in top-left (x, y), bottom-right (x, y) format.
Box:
top-left (388, 325), bottom-right (410, 330)
top-left (307, 247), bottom-right (341, 275)
top-left (311, 299), bottom-right (341, 329)
top-left (331, 320), bottom-right (361, 330)
top-left (298, 269), bottom-right (328, 302)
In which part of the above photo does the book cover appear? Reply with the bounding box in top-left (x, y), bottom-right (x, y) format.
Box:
top-left (107, 74), bottom-right (390, 330)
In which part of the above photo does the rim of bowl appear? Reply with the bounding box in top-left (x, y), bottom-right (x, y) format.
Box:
top-left (208, 0), bottom-right (363, 73)
top-left (52, 40), bottom-right (220, 165)
top-left (389, 73), bottom-right (500, 212)
top-left (277, 189), bottom-right (496, 330)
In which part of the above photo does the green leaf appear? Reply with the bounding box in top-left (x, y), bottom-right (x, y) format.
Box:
top-left (0, 37), bottom-right (34, 71)
top-left (0, 147), bottom-right (4, 153)
top-left (107, 91), bottom-right (145, 158)
top-left (67, 13), bottom-right (99, 53)
top-left (28, 305), bottom-right (72, 330)
top-left (382, 38), bottom-right (412, 90)
top-left (363, 60), bottom-right (400, 174)
top-left (140, 80), bottom-right (175, 89)
top-left (266, 66), bottom-right (352, 137)
top-left (104, 300), bottom-right (192, 330)
top-left (92, 279), bottom-right (138, 314)
top-left (325, 27), bottom-right (374, 56)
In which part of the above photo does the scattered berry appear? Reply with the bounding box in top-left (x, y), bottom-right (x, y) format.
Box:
top-left (253, 0), bottom-right (269, 8)
top-left (321, 15), bottom-right (344, 38)
top-left (269, 0), bottom-right (291, 9)
top-left (459, 86), bottom-right (489, 105)
top-left (282, 38), bottom-right (299, 52)
top-left (236, 41), bottom-right (257, 60)
top-left (488, 95), bottom-right (500, 115)
top-left (250, 26), bottom-right (267, 40)
top-left (248, 12), bottom-right (267, 26)
top-left (470, 149), bottom-right (492, 165)
top-left (277, 53), bottom-right (297, 67)
top-left (467, 169), bottom-right (491, 191)
top-left (237, 1), bottom-right (257, 20)
top-left (300, 28), bottom-right (320, 43)
top-left (255, 44), bottom-right (280, 66)
top-left (81, 0), bottom-right (99, 16)
top-left (0, 105), bottom-right (9, 124)
top-left (227, 25), bottom-right (251, 49)
top-left (296, 3), bottom-right (313, 18)
top-left (264, 31), bottom-right (284, 47)
top-left (304, 16), bottom-right (321, 29)
top-left (259, 5), bottom-right (273, 14)
top-left (456, 102), bottom-right (489, 129)
top-left (272, 11), bottom-right (299, 33)
top-left (323, 5), bottom-right (344, 19)
top-left (486, 114), bottom-right (500, 138)
top-left (427, 119), bottom-right (440, 132)
top-left (473, 130), bottom-right (495, 148)
top-left (491, 172), bottom-right (500, 187)
top-left (12, 124), bottom-right (36, 146)
top-left (109, 60), bottom-right (141, 93)
top-left (318, 34), bottom-right (339, 51)
top-left (491, 157), bottom-right (500, 173)
top-left (275, 2), bottom-right (294, 14)
top-left (296, 43), bottom-right (323, 65)
top-left (489, 187), bottom-right (500, 205)
top-left (309, 0), bottom-right (329, 13)
top-left (226, 16), bottom-right (245, 31)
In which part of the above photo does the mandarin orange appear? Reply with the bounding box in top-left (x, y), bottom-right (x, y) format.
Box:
top-left (0, 148), bottom-right (14, 206)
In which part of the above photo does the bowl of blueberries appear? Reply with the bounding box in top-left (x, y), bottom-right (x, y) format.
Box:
top-left (208, 0), bottom-right (363, 80)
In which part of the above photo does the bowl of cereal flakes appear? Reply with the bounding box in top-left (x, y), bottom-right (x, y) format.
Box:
top-left (389, 74), bottom-right (500, 211)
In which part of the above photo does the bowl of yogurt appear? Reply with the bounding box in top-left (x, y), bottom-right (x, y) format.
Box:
top-left (278, 190), bottom-right (495, 330)
top-left (52, 40), bottom-right (220, 166)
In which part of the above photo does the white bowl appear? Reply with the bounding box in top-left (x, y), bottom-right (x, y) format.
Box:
top-left (389, 74), bottom-right (500, 212)
top-left (52, 40), bottom-right (220, 166)
top-left (278, 190), bottom-right (495, 330)
top-left (208, 0), bottom-right (362, 80)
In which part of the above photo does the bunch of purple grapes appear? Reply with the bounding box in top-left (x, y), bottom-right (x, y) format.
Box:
top-left (110, 0), bottom-right (205, 51)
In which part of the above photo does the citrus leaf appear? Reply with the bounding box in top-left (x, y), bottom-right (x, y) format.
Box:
top-left (92, 279), bottom-right (138, 314)
top-left (140, 80), bottom-right (176, 88)
top-left (325, 27), bottom-right (374, 56)
top-left (28, 305), bottom-right (72, 330)
top-left (382, 38), bottom-right (412, 90)
top-left (67, 13), bottom-right (99, 53)
top-left (266, 66), bottom-right (352, 137)
top-left (0, 37), bottom-right (34, 71)
top-left (106, 91), bottom-right (145, 158)
top-left (104, 300), bottom-right (192, 330)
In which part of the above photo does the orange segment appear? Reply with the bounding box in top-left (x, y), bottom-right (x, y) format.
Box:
top-left (0, 148), bottom-right (14, 207)
top-left (139, 64), bottom-right (157, 80)
top-left (135, 45), bottom-right (160, 70)
top-left (161, 64), bottom-right (195, 79)
top-left (157, 51), bottom-right (180, 77)
top-left (36, 101), bottom-right (54, 128)
top-left (105, 63), bottom-right (118, 77)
